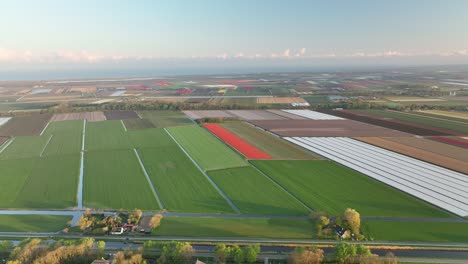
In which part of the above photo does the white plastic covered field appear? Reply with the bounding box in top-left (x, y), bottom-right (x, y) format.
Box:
top-left (285, 136), bottom-right (468, 217)
top-left (0, 117), bottom-right (11, 127)
top-left (281, 109), bottom-right (344, 120)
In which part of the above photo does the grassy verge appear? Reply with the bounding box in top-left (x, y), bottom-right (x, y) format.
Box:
top-left (0, 215), bottom-right (71, 232)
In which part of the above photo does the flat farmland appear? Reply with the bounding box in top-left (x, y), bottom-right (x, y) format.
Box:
top-left (13, 154), bottom-right (80, 208)
top-left (208, 166), bottom-right (309, 215)
top-left (364, 221), bottom-right (468, 243)
top-left (84, 149), bottom-right (159, 210)
top-left (0, 136), bottom-right (49, 160)
top-left (42, 120), bottom-right (83, 156)
top-left (220, 122), bottom-right (320, 159)
top-left (103, 110), bottom-right (139, 120)
top-left (50, 111), bottom-right (106, 122)
top-left (167, 126), bottom-right (248, 171)
top-left (358, 110), bottom-right (468, 134)
top-left (128, 128), bottom-right (177, 149)
top-left (0, 158), bottom-right (36, 208)
top-left (204, 123), bottom-right (272, 159)
top-left (123, 118), bottom-right (155, 130)
top-left (319, 109), bottom-right (459, 136)
top-left (226, 110), bottom-right (287, 120)
top-left (0, 137), bottom-right (8, 146)
top-left (0, 215), bottom-right (71, 232)
top-left (0, 114), bottom-right (51, 136)
top-left (251, 160), bottom-right (452, 218)
top-left (85, 120), bottom-right (132, 151)
top-left (356, 137), bottom-right (468, 174)
top-left (431, 136), bottom-right (468, 148)
top-left (248, 119), bottom-right (411, 137)
top-left (138, 111), bottom-right (193, 128)
top-left (417, 110), bottom-right (468, 121)
top-left (154, 217), bottom-right (315, 239)
top-left (138, 147), bottom-right (234, 213)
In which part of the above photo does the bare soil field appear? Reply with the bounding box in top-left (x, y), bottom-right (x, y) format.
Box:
top-left (20, 94), bottom-right (82, 102)
top-left (226, 110), bottom-right (287, 120)
top-left (266, 110), bottom-right (308, 120)
top-left (50, 111), bottom-right (106, 122)
top-left (355, 137), bottom-right (468, 174)
top-left (0, 114), bottom-right (51, 136)
top-left (0, 137), bottom-right (8, 146)
top-left (103, 110), bottom-right (139, 120)
top-left (257, 97), bottom-right (307, 104)
top-left (319, 110), bottom-right (459, 136)
top-left (248, 119), bottom-right (411, 137)
top-left (69, 86), bottom-right (97, 93)
top-left (183, 110), bottom-right (235, 119)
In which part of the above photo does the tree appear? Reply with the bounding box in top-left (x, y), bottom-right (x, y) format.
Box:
top-left (288, 247), bottom-right (324, 264)
top-left (334, 242), bottom-right (357, 264)
top-left (383, 252), bottom-right (398, 264)
top-left (243, 245), bottom-right (260, 263)
top-left (97, 241), bottom-right (106, 252)
top-left (343, 208), bottom-right (361, 235)
top-left (230, 245), bottom-right (244, 264)
top-left (150, 214), bottom-right (163, 229)
top-left (214, 244), bottom-right (228, 264)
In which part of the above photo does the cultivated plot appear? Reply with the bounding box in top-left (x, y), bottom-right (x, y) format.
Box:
top-left (13, 154), bottom-right (80, 208)
top-left (103, 110), bottom-right (139, 120)
top-left (0, 158), bottom-right (36, 208)
top-left (167, 126), bottom-right (248, 171)
top-left (0, 114), bottom-right (51, 137)
top-left (84, 149), bottom-right (159, 210)
top-left (251, 160), bottom-right (451, 218)
top-left (138, 147), bottom-right (234, 213)
top-left (285, 137), bottom-right (468, 217)
top-left (0, 136), bottom-right (49, 160)
top-left (138, 111), bottom-right (193, 128)
top-left (281, 109), bottom-right (344, 120)
top-left (42, 120), bottom-right (83, 156)
top-left (85, 120), bottom-right (131, 151)
top-left (0, 215), bottom-right (71, 232)
top-left (208, 166), bottom-right (309, 215)
top-left (220, 122), bottom-right (320, 159)
top-left (128, 128), bottom-right (177, 149)
top-left (50, 111), bottom-right (106, 122)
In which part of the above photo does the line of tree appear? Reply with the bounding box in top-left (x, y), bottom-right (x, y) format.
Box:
top-left (214, 244), bottom-right (261, 264)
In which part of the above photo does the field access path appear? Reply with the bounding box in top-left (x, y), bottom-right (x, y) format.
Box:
top-left (77, 120), bottom-right (86, 209)
top-left (164, 128), bottom-right (241, 213)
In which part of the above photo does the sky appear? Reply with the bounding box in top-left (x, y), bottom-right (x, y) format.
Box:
top-left (1, 0), bottom-right (468, 76)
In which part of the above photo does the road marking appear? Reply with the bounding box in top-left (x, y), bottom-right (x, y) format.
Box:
top-left (40, 122), bottom-right (50, 136)
top-left (133, 148), bottom-right (164, 209)
top-left (164, 128), bottom-right (241, 214)
top-left (39, 134), bottom-right (54, 157)
top-left (121, 120), bottom-right (127, 132)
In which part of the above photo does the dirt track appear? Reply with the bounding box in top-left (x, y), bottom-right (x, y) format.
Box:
top-left (355, 137), bottom-right (468, 174)
top-left (248, 119), bottom-right (411, 137)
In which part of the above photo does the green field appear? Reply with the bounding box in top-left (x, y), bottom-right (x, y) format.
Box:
top-left (208, 166), bottom-right (309, 215)
top-left (0, 155), bottom-right (79, 209)
top-left (139, 147), bottom-right (234, 213)
top-left (85, 120), bottom-right (131, 151)
top-left (221, 122), bottom-right (320, 159)
top-left (84, 149), bottom-right (159, 210)
top-left (364, 221), bottom-right (468, 243)
top-left (128, 128), bottom-right (177, 149)
top-left (251, 160), bottom-right (451, 218)
top-left (0, 215), bottom-right (71, 232)
top-left (154, 217), bottom-right (315, 239)
top-left (42, 120), bottom-right (83, 156)
top-left (0, 136), bottom-right (48, 160)
top-left (14, 154), bottom-right (79, 208)
top-left (303, 95), bottom-right (330, 104)
top-left (356, 109), bottom-right (468, 133)
top-left (123, 118), bottom-right (155, 130)
top-left (167, 125), bottom-right (248, 171)
top-left (138, 111), bottom-right (193, 128)
top-left (0, 158), bottom-right (36, 208)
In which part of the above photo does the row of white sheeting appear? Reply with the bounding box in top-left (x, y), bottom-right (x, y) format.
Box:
top-left (0, 117), bottom-right (11, 127)
top-left (281, 109), bottom-right (344, 120)
top-left (285, 136), bottom-right (468, 217)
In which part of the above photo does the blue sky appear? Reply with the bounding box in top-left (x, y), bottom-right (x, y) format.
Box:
top-left (1, 0), bottom-right (468, 70)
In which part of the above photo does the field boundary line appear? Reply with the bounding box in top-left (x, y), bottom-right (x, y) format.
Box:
top-left (0, 138), bottom-right (15, 154)
top-left (133, 148), bottom-right (165, 209)
top-left (39, 134), bottom-right (54, 157)
top-left (164, 128), bottom-right (241, 214)
top-left (121, 120), bottom-right (128, 132)
top-left (40, 122), bottom-right (50, 136)
top-left (249, 162), bottom-right (313, 212)
top-left (136, 111), bottom-right (142, 119)
top-left (77, 120), bottom-right (86, 209)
